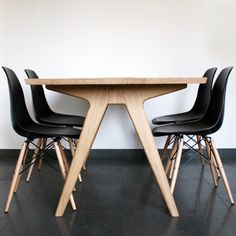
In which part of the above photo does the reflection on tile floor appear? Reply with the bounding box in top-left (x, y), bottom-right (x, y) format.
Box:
top-left (0, 149), bottom-right (236, 236)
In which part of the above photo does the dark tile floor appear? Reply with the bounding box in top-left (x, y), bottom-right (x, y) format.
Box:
top-left (0, 149), bottom-right (236, 236)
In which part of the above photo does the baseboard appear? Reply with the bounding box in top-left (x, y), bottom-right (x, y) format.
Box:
top-left (0, 148), bottom-right (236, 160)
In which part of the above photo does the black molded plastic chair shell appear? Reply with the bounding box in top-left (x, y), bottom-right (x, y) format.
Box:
top-left (152, 67), bottom-right (233, 137)
top-left (25, 69), bottom-right (85, 127)
top-left (3, 67), bottom-right (81, 139)
top-left (152, 67), bottom-right (217, 125)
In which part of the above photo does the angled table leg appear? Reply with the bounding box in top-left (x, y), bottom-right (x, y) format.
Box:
top-left (55, 93), bottom-right (108, 216)
top-left (52, 84), bottom-right (180, 217)
top-left (125, 90), bottom-right (179, 217)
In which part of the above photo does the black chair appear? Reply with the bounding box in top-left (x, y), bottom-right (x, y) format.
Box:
top-left (152, 67), bottom-right (234, 205)
top-left (152, 68), bottom-right (217, 163)
top-left (152, 68), bottom-right (217, 125)
top-left (24, 69), bottom-right (85, 127)
top-left (25, 69), bottom-right (86, 181)
top-left (2, 67), bottom-right (81, 212)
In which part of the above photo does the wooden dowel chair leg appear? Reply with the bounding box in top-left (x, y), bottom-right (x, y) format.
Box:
top-left (53, 141), bottom-right (77, 211)
top-left (73, 138), bottom-right (86, 170)
top-left (68, 138), bottom-right (75, 156)
top-left (58, 141), bottom-right (76, 191)
top-left (170, 138), bottom-right (184, 193)
top-left (211, 153), bottom-right (221, 178)
top-left (78, 173), bottom-right (82, 183)
top-left (38, 138), bottom-right (47, 170)
top-left (68, 138), bottom-right (82, 183)
top-left (210, 139), bottom-right (234, 204)
top-left (197, 135), bottom-right (205, 167)
top-left (58, 141), bottom-right (70, 173)
top-left (82, 164), bottom-right (86, 170)
top-left (161, 135), bottom-right (172, 161)
top-left (26, 138), bottom-right (43, 182)
top-left (204, 138), bottom-right (218, 187)
top-left (165, 138), bottom-right (177, 175)
top-left (14, 145), bottom-right (29, 193)
top-left (5, 141), bottom-right (29, 213)
top-left (169, 157), bottom-right (176, 180)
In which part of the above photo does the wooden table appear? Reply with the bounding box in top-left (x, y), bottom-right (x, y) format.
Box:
top-left (26, 77), bottom-right (206, 217)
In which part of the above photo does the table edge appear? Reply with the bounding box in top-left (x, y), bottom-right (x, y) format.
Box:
top-left (25, 77), bottom-right (207, 85)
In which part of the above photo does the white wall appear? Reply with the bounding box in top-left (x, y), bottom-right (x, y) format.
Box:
top-left (0, 0), bottom-right (236, 149)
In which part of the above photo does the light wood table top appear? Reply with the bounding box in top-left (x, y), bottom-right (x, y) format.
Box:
top-left (26, 77), bottom-right (206, 85)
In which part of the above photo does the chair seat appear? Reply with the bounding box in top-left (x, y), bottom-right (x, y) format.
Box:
top-left (152, 120), bottom-right (215, 137)
top-left (38, 112), bottom-right (85, 127)
top-left (152, 111), bottom-right (202, 125)
top-left (19, 122), bottom-right (81, 139)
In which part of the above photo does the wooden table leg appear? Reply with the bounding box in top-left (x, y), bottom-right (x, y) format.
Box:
top-left (53, 85), bottom-right (179, 217)
top-left (125, 92), bottom-right (179, 217)
top-left (55, 96), bottom-right (108, 216)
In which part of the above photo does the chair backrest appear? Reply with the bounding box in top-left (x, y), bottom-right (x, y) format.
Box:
top-left (190, 67), bottom-right (217, 114)
top-left (203, 67), bottom-right (233, 134)
top-left (2, 67), bottom-right (33, 137)
top-left (24, 69), bottom-right (53, 122)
